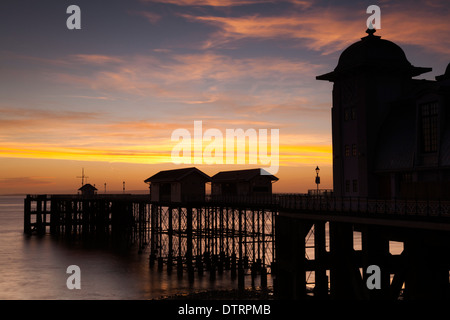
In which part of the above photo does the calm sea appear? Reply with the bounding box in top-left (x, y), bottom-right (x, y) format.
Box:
top-left (0, 195), bottom-right (403, 300)
top-left (0, 195), bottom-right (262, 300)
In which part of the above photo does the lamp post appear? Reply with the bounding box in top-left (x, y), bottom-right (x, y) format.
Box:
top-left (315, 166), bottom-right (320, 196)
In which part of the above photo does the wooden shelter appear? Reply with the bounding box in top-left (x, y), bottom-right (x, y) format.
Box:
top-left (144, 167), bottom-right (211, 202)
top-left (78, 183), bottom-right (97, 196)
top-left (211, 168), bottom-right (278, 197)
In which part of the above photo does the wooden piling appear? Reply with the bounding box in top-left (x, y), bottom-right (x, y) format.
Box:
top-left (24, 196), bottom-right (31, 235)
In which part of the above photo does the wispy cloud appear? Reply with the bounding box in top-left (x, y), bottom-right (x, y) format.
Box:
top-left (130, 11), bottom-right (162, 24)
top-left (140, 0), bottom-right (270, 7)
top-left (141, 0), bottom-right (314, 8)
top-left (176, 3), bottom-right (450, 55)
top-left (70, 54), bottom-right (125, 65)
top-left (179, 11), bottom-right (361, 54)
top-left (64, 95), bottom-right (116, 101)
top-left (380, 8), bottom-right (450, 55)
top-left (44, 52), bottom-right (321, 109)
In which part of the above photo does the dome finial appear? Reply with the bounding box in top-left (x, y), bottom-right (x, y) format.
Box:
top-left (366, 27), bottom-right (376, 36)
top-left (362, 26), bottom-right (380, 40)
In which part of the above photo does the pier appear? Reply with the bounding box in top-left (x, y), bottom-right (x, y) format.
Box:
top-left (24, 194), bottom-right (150, 248)
top-left (24, 194), bottom-right (276, 288)
top-left (24, 193), bottom-right (450, 299)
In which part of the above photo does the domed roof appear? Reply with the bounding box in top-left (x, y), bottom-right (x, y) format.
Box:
top-left (317, 29), bottom-right (432, 81)
top-left (436, 62), bottom-right (450, 81)
top-left (335, 29), bottom-right (411, 72)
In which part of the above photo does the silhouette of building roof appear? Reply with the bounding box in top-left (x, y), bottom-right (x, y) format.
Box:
top-left (78, 183), bottom-right (97, 191)
top-left (436, 62), bottom-right (450, 81)
top-left (212, 169), bottom-right (278, 182)
top-left (317, 29), bottom-right (432, 81)
top-left (144, 167), bottom-right (211, 183)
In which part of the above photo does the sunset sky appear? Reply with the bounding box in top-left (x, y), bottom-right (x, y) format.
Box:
top-left (1, 0), bottom-right (449, 194)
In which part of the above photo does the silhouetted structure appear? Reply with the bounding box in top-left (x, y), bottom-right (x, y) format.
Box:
top-left (211, 169), bottom-right (278, 197)
top-left (317, 28), bottom-right (450, 200)
top-left (144, 167), bottom-right (211, 202)
top-left (78, 183), bottom-right (97, 196)
top-left (275, 29), bottom-right (450, 301)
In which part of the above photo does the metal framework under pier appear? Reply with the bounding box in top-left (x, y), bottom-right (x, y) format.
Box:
top-left (24, 195), bottom-right (276, 286)
top-left (148, 203), bottom-right (275, 283)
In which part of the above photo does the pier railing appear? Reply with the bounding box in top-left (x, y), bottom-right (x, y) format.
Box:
top-left (24, 193), bottom-right (450, 223)
top-left (203, 194), bottom-right (450, 218)
top-left (276, 194), bottom-right (450, 217)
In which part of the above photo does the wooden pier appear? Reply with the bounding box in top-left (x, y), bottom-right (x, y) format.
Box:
top-left (24, 194), bottom-right (150, 248)
top-left (24, 194), bottom-right (276, 287)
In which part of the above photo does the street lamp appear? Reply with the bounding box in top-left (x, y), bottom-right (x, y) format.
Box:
top-left (315, 166), bottom-right (320, 196)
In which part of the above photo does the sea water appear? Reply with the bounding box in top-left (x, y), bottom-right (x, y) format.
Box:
top-left (0, 195), bottom-right (251, 300)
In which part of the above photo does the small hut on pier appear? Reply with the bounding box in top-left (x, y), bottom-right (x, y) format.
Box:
top-left (211, 168), bottom-right (278, 198)
top-left (144, 167), bottom-right (211, 202)
top-left (78, 183), bottom-right (98, 196)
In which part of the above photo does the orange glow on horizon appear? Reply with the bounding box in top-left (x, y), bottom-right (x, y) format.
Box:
top-left (0, 142), bottom-right (331, 165)
top-left (0, 141), bottom-right (332, 194)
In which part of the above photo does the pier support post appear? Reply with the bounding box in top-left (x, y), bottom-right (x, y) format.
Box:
top-left (314, 221), bottom-right (328, 298)
top-left (403, 235), bottom-right (450, 300)
top-left (168, 207), bottom-right (174, 270)
top-left (329, 222), bottom-right (362, 299)
top-left (361, 226), bottom-right (390, 299)
top-left (150, 204), bottom-right (158, 267)
top-left (186, 206), bottom-right (193, 273)
top-left (24, 196), bottom-right (31, 235)
top-left (50, 199), bottom-right (58, 235)
top-left (36, 197), bottom-right (45, 235)
top-left (274, 215), bottom-right (307, 299)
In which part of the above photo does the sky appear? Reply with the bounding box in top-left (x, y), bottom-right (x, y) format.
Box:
top-left (0, 0), bottom-right (449, 194)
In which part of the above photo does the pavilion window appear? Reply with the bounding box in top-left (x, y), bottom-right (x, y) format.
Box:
top-left (345, 180), bottom-right (350, 193)
top-left (420, 102), bottom-right (439, 153)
